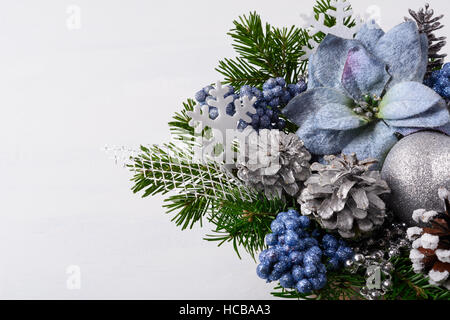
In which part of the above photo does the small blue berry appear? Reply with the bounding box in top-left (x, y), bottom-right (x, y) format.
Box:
top-left (271, 86), bottom-right (283, 97)
top-left (259, 248), bottom-right (279, 265)
top-left (292, 265), bottom-right (305, 282)
top-left (263, 78), bottom-right (277, 90)
top-left (256, 264), bottom-right (271, 279)
top-left (203, 85), bottom-right (213, 95)
top-left (265, 233), bottom-right (278, 246)
top-left (296, 279), bottom-right (313, 294)
top-left (209, 107), bottom-right (219, 120)
top-left (275, 77), bottom-right (286, 87)
top-left (268, 269), bottom-right (283, 282)
top-left (298, 216), bottom-right (310, 228)
top-left (289, 251), bottom-right (304, 265)
top-left (303, 263), bottom-right (318, 278)
top-left (279, 273), bottom-right (295, 289)
top-left (284, 218), bottom-right (300, 230)
top-left (260, 115), bottom-right (271, 128)
top-left (303, 251), bottom-right (321, 265)
top-left (269, 97), bottom-right (280, 108)
top-left (287, 209), bottom-right (299, 217)
top-left (195, 90), bottom-right (207, 102)
top-left (285, 230), bottom-right (300, 246)
top-left (322, 234), bottom-right (338, 249)
top-left (270, 220), bottom-right (285, 235)
top-left (335, 246), bottom-right (354, 262)
top-left (273, 260), bottom-right (290, 274)
top-left (303, 237), bottom-right (319, 249)
top-left (309, 273), bottom-right (327, 290)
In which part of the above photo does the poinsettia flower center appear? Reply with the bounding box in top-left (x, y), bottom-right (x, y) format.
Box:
top-left (352, 94), bottom-right (381, 121)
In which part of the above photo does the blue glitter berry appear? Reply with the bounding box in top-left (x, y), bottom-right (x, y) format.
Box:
top-left (289, 251), bottom-right (304, 265)
top-left (265, 233), bottom-right (278, 246)
top-left (256, 210), bottom-right (350, 295)
top-left (296, 279), bottom-right (313, 294)
top-left (279, 273), bottom-right (296, 289)
top-left (424, 63), bottom-right (450, 99)
top-left (256, 263), bottom-right (271, 280)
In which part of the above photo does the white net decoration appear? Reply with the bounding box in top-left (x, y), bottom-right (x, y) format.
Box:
top-left (104, 144), bottom-right (256, 202)
top-left (301, 0), bottom-right (363, 60)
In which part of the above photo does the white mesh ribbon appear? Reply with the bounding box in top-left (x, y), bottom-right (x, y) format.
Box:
top-left (105, 144), bottom-right (256, 202)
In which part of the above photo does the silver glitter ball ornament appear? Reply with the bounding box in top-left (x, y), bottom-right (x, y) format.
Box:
top-left (381, 131), bottom-right (450, 227)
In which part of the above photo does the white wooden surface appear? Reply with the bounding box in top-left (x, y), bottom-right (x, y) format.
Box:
top-left (0, 0), bottom-right (448, 299)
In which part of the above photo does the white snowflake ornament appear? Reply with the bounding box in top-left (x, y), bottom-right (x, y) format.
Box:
top-left (301, 0), bottom-right (363, 60)
top-left (187, 81), bottom-right (257, 163)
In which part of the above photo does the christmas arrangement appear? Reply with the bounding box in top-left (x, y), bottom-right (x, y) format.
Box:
top-left (110, 0), bottom-right (450, 300)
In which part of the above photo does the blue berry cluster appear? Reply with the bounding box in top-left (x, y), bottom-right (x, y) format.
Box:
top-left (237, 84), bottom-right (285, 131)
top-left (194, 85), bottom-right (238, 120)
top-left (194, 77), bottom-right (307, 132)
top-left (256, 210), bottom-right (353, 295)
top-left (262, 77), bottom-right (307, 109)
top-left (424, 63), bottom-right (450, 100)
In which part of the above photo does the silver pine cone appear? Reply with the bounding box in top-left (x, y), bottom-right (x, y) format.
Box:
top-left (407, 3), bottom-right (447, 77)
top-left (237, 129), bottom-right (311, 199)
top-left (298, 154), bottom-right (390, 239)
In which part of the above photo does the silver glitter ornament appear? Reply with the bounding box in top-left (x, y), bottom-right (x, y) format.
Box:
top-left (381, 131), bottom-right (450, 227)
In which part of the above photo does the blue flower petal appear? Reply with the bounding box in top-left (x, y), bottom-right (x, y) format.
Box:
top-left (315, 103), bottom-right (368, 130)
top-left (341, 46), bottom-right (390, 100)
top-left (379, 81), bottom-right (445, 119)
top-left (413, 33), bottom-right (429, 81)
top-left (341, 121), bottom-right (398, 164)
top-left (309, 34), bottom-right (363, 92)
top-left (296, 117), bottom-right (361, 155)
top-left (283, 87), bottom-right (353, 128)
top-left (307, 52), bottom-right (323, 90)
top-left (355, 20), bottom-right (385, 52)
top-left (373, 21), bottom-right (426, 88)
top-left (385, 102), bottom-right (449, 128)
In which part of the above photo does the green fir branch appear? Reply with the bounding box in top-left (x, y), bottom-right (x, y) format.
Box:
top-left (168, 99), bottom-right (196, 144)
top-left (216, 12), bottom-right (309, 89)
top-left (204, 197), bottom-right (291, 259)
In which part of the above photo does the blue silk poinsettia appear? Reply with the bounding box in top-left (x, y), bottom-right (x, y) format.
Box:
top-left (283, 20), bottom-right (450, 163)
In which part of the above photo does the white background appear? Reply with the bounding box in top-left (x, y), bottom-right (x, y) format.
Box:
top-left (1, 0), bottom-right (449, 299)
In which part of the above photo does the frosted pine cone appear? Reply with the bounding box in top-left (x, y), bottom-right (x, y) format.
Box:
top-left (298, 154), bottom-right (390, 239)
top-left (236, 129), bottom-right (311, 199)
top-left (408, 188), bottom-right (450, 289)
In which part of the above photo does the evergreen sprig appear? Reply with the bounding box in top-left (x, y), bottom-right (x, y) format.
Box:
top-left (205, 197), bottom-right (291, 259)
top-left (216, 12), bottom-right (310, 89)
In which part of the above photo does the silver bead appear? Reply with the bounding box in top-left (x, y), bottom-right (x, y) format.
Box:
top-left (353, 253), bottom-right (366, 265)
top-left (344, 259), bottom-right (354, 268)
top-left (388, 248), bottom-right (400, 258)
top-left (374, 250), bottom-right (384, 259)
top-left (354, 107), bottom-right (363, 114)
top-left (372, 107), bottom-right (379, 113)
top-left (365, 112), bottom-right (374, 118)
top-left (369, 290), bottom-right (381, 300)
top-left (382, 262), bottom-right (394, 273)
top-left (381, 279), bottom-right (393, 290)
